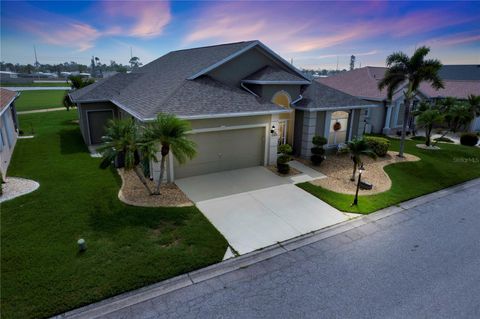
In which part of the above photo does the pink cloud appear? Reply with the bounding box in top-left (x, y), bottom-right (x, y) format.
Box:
top-left (102, 1), bottom-right (171, 38)
top-left (21, 22), bottom-right (101, 52)
top-left (426, 32), bottom-right (480, 47)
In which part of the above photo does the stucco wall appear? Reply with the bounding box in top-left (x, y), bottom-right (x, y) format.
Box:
top-left (365, 101), bottom-right (385, 133)
top-left (0, 106), bottom-right (18, 178)
top-left (77, 102), bottom-right (118, 145)
top-left (207, 47), bottom-right (296, 88)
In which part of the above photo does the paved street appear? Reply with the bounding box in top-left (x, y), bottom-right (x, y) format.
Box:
top-left (92, 182), bottom-right (480, 319)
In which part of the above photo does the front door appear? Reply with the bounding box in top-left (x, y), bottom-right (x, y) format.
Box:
top-left (328, 111), bottom-right (349, 145)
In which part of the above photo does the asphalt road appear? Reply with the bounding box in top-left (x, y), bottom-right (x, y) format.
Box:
top-left (102, 183), bottom-right (480, 319)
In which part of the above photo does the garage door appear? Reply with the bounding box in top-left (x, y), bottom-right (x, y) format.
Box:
top-left (88, 110), bottom-right (113, 144)
top-left (174, 127), bottom-right (265, 179)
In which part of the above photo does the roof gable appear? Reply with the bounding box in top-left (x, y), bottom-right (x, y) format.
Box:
top-left (187, 40), bottom-right (310, 82)
top-left (0, 88), bottom-right (17, 114)
top-left (243, 66), bottom-right (310, 84)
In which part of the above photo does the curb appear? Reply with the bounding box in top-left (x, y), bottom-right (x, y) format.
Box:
top-left (54, 177), bottom-right (480, 319)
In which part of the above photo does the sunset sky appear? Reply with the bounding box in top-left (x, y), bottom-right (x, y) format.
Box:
top-left (1, 1), bottom-right (479, 70)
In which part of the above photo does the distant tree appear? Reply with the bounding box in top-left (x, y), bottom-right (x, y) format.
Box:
top-left (350, 55), bottom-right (356, 71)
top-left (63, 94), bottom-right (75, 111)
top-left (129, 56), bottom-right (142, 69)
top-left (379, 46), bottom-right (443, 157)
top-left (69, 75), bottom-right (95, 89)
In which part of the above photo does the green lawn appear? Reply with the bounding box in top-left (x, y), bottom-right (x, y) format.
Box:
top-left (1, 82), bottom-right (70, 87)
top-left (15, 90), bottom-right (68, 111)
top-left (1, 111), bottom-right (227, 319)
top-left (298, 138), bottom-right (480, 214)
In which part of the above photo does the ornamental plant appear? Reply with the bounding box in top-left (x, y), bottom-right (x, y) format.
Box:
top-left (277, 143), bottom-right (292, 174)
top-left (311, 135), bottom-right (327, 165)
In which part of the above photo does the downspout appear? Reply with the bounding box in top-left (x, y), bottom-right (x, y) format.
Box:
top-left (240, 82), bottom-right (259, 98)
top-left (291, 94), bottom-right (303, 105)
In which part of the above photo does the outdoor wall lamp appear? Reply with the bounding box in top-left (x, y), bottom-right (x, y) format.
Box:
top-left (352, 164), bottom-right (365, 206)
top-left (270, 125), bottom-right (276, 135)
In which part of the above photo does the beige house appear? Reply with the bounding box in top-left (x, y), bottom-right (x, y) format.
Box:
top-left (70, 41), bottom-right (377, 182)
top-left (0, 88), bottom-right (20, 178)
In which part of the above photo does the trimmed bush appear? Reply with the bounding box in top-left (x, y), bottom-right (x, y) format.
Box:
top-left (460, 133), bottom-right (479, 146)
top-left (311, 135), bottom-right (327, 166)
top-left (364, 136), bottom-right (390, 157)
top-left (277, 144), bottom-right (292, 174)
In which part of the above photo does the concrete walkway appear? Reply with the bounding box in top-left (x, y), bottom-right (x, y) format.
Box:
top-left (56, 178), bottom-right (480, 319)
top-left (18, 107), bottom-right (66, 114)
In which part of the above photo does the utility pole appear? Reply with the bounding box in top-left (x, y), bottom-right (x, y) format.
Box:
top-left (336, 56), bottom-right (339, 71)
top-left (33, 45), bottom-right (40, 68)
top-left (130, 47), bottom-right (133, 59)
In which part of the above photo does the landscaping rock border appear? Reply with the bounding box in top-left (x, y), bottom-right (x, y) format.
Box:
top-left (0, 177), bottom-right (39, 203)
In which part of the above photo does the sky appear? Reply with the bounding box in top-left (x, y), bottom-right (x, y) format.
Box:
top-left (1, 0), bottom-right (479, 70)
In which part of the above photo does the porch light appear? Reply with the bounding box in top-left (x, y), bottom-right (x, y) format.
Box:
top-left (271, 125), bottom-right (276, 134)
top-left (352, 164), bottom-right (365, 206)
top-left (77, 238), bottom-right (87, 252)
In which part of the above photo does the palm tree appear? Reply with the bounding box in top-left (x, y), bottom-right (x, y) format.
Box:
top-left (98, 118), bottom-right (156, 194)
top-left (144, 114), bottom-right (196, 195)
top-left (467, 94), bottom-right (480, 118)
top-left (342, 138), bottom-right (377, 181)
top-left (378, 46), bottom-right (444, 157)
top-left (415, 104), bottom-right (443, 146)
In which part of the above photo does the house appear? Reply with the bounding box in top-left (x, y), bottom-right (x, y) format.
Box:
top-left (318, 65), bottom-right (480, 134)
top-left (0, 88), bottom-right (20, 178)
top-left (70, 40), bottom-right (377, 182)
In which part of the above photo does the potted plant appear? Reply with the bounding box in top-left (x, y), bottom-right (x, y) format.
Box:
top-left (277, 144), bottom-right (292, 174)
top-left (310, 136), bottom-right (327, 165)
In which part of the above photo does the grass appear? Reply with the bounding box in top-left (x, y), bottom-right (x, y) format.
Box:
top-left (1, 111), bottom-right (228, 319)
top-left (298, 138), bottom-right (480, 214)
top-left (15, 90), bottom-right (68, 111)
top-left (1, 82), bottom-right (70, 87)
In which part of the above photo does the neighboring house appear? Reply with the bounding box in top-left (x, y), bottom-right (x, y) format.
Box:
top-left (319, 65), bottom-right (480, 134)
top-left (0, 88), bottom-right (20, 178)
top-left (70, 40), bottom-right (376, 182)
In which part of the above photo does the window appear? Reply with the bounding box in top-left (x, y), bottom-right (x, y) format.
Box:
top-left (271, 91), bottom-right (291, 107)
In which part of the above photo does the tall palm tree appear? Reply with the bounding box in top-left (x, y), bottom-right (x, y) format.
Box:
top-left (98, 118), bottom-right (156, 194)
top-left (378, 46), bottom-right (444, 157)
top-left (342, 138), bottom-right (377, 181)
top-left (144, 114), bottom-right (196, 195)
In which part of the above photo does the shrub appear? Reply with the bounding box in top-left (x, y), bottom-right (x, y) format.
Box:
top-left (277, 144), bottom-right (292, 174)
top-left (311, 135), bottom-right (327, 166)
top-left (364, 136), bottom-right (390, 157)
top-left (434, 136), bottom-right (454, 143)
top-left (460, 133), bottom-right (479, 146)
top-left (0, 174), bottom-right (3, 196)
top-left (411, 136), bottom-right (426, 141)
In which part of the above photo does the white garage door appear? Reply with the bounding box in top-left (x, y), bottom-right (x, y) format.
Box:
top-left (174, 127), bottom-right (265, 179)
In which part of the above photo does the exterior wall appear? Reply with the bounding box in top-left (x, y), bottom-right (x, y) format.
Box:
top-left (0, 104), bottom-right (18, 178)
top-left (300, 111), bottom-right (317, 158)
top-left (293, 110), bottom-right (304, 156)
top-left (207, 47), bottom-right (293, 88)
top-left (77, 102), bottom-right (119, 145)
top-left (151, 114), bottom-right (278, 182)
top-left (260, 85), bottom-right (302, 102)
top-left (365, 101), bottom-right (385, 134)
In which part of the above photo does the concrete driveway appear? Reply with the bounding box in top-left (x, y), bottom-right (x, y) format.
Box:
top-left (176, 163), bottom-right (348, 255)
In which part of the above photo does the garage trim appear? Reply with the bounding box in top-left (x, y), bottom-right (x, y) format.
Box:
top-left (85, 109), bottom-right (114, 145)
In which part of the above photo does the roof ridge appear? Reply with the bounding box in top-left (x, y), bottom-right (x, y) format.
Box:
top-left (169, 40), bottom-right (257, 53)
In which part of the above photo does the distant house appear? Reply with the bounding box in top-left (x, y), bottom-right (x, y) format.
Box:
top-left (70, 40), bottom-right (377, 182)
top-left (319, 65), bottom-right (480, 133)
top-left (0, 88), bottom-right (20, 178)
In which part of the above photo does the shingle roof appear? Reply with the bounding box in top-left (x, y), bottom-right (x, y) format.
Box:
top-left (438, 65), bottom-right (480, 81)
top-left (294, 81), bottom-right (374, 110)
top-left (0, 88), bottom-right (17, 112)
top-left (243, 66), bottom-right (309, 83)
top-left (70, 41), bottom-right (290, 119)
top-left (419, 80), bottom-right (480, 99)
top-left (317, 67), bottom-right (388, 100)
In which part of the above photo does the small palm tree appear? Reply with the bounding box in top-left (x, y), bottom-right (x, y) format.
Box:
top-left (379, 46), bottom-right (444, 157)
top-left (467, 94), bottom-right (480, 118)
top-left (144, 114), bottom-right (196, 195)
top-left (98, 118), bottom-right (156, 194)
top-left (342, 138), bottom-right (377, 181)
top-left (416, 107), bottom-right (444, 146)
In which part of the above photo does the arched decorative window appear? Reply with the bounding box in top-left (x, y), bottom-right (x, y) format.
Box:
top-left (271, 90), bottom-right (292, 108)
